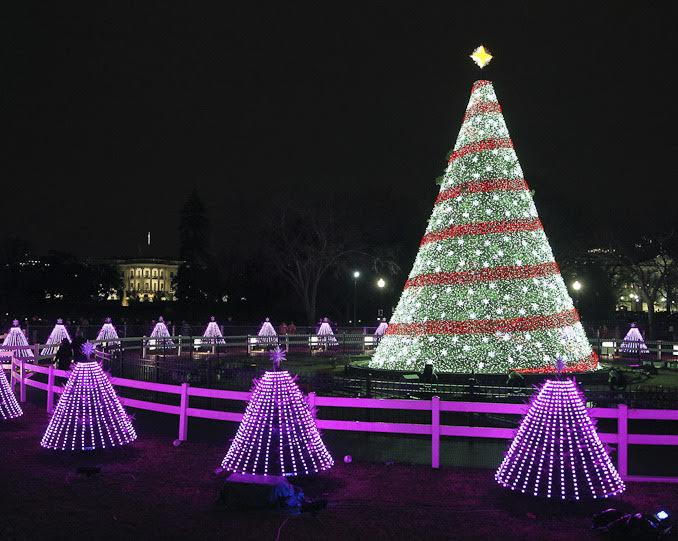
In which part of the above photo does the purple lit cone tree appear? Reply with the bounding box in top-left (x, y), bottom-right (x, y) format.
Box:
top-left (0, 367), bottom-right (22, 420)
top-left (221, 348), bottom-right (333, 477)
top-left (2, 320), bottom-right (34, 361)
top-left (96, 317), bottom-right (120, 347)
top-left (148, 316), bottom-right (175, 349)
top-left (495, 361), bottom-right (625, 500)
top-left (619, 323), bottom-right (648, 355)
top-left (203, 316), bottom-right (225, 345)
top-left (41, 318), bottom-right (72, 356)
top-left (41, 342), bottom-right (136, 451)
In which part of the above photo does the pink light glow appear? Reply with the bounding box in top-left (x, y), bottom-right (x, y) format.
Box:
top-left (495, 379), bottom-right (625, 500)
top-left (221, 370), bottom-right (333, 477)
top-left (203, 318), bottom-right (225, 344)
top-left (40, 319), bottom-right (72, 356)
top-left (0, 367), bottom-right (22, 420)
top-left (96, 318), bottom-right (120, 347)
top-left (40, 361), bottom-right (137, 451)
top-left (619, 324), bottom-right (648, 354)
top-left (1, 320), bottom-right (34, 360)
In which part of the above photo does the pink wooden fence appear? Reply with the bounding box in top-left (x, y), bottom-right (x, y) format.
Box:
top-left (9, 358), bottom-right (678, 483)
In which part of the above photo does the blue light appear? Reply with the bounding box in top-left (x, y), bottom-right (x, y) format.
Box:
top-left (656, 510), bottom-right (669, 521)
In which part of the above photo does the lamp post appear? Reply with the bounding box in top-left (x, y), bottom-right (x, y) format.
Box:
top-left (377, 278), bottom-right (386, 318)
top-left (572, 280), bottom-right (582, 309)
top-left (353, 271), bottom-right (360, 325)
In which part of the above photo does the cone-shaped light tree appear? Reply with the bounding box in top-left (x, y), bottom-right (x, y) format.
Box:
top-left (317, 317), bottom-right (338, 346)
top-left (41, 342), bottom-right (137, 450)
top-left (0, 367), bottom-right (22, 420)
top-left (96, 317), bottom-right (120, 347)
top-left (495, 371), bottom-right (625, 500)
top-left (221, 348), bottom-right (333, 477)
top-left (619, 323), bottom-right (648, 355)
top-left (371, 74), bottom-right (596, 374)
top-left (2, 320), bottom-right (34, 360)
top-left (148, 316), bottom-right (175, 348)
top-left (203, 316), bottom-right (225, 344)
top-left (257, 317), bottom-right (277, 345)
top-left (41, 319), bottom-right (72, 356)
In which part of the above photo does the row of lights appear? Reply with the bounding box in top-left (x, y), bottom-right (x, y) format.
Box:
top-left (352, 270), bottom-right (386, 289)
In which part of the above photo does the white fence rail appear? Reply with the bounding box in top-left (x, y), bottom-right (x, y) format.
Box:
top-left (9, 357), bottom-right (678, 484)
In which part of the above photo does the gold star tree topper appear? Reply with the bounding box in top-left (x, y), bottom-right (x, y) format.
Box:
top-left (470, 45), bottom-right (493, 68)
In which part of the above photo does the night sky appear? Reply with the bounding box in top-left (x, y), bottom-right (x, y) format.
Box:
top-left (6, 3), bottom-right (678, 262)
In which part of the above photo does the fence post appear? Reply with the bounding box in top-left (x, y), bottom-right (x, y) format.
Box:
top-left (617, 403), bottom-right (628, 479)
top-left (33, 343), bottom-right (40, 363)
top-left (656, 340), bottom-right (662, 361)
top-left (47, 365), bottom-right (55, 413)
top-left (179, 382), bottom-right (189, 442)
top-left (142, 336), bottom-right (147, 358)
top-left (431, 396), bottom-right (441, 469)
top-left (20, 359), bottom-right (26, 403)
top-left (178, 336), bottom-right (183, 356)
top-left (308, 391), bottom-right (316, 419)
top-left (11, 356), bottom-right (16, 393)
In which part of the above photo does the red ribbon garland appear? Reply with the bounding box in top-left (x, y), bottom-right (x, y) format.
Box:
top-left (385, 309), bottom-right (580, 336)
top-left (463, 101), bottom-right (502, 122)
top-left (435, 178), bottom-right (528, 205)
top-left (516, 352), bottom-right (599, 374)
top-left (447, 138), bottom-right (513, 164)
top-left (471, 80), bottom-right (492, 92)
top-left (420, 218), bottom-right (543, 246)
top-left (405, 261), bottom-right (560, 289)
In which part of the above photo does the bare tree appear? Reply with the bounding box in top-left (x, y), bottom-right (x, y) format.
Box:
top-left (598, 230), bottom-right (676, 337)
top-left (266, 206), bottom-right (399, 324)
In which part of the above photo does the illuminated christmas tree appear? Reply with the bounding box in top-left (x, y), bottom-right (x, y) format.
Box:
top-left (148, 316), bottom-right (175, 349)
top-left (371, 57), bottom-right (596, 374)
top-left (257, 317), bottom-right (277, 345)
top-left (41, 319), bottom-right (72, 356)
top-left (619, 323), bottom-right (648, 355)
top-left (96, 317), bottom-right (120, 347)
top-left (41, 342), bottom-right (137, 450)
top-left (221, 348), bottom-right (333, 477)
top-left (1, 320), bottom-right (34, 361)
top-left (495, 363), bottom-right (625, 500)
top-left (0, 367), bottom-right (22, 420)
top-left (317, 317), bottom-right (338, 346)
top-left (203, 316), bottom-right (225, 344)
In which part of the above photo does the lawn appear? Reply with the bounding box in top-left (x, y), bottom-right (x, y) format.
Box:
top-left (2, 403), bottom-right (677, 540)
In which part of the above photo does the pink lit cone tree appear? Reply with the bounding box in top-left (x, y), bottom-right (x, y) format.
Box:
top-left (221, 348), bottom-right (333, 477)
top-left (203, 316), bottom-right (225, 345)
top-left (495, 360), bottom-right (625, 500)
top-left (96, 317), bottom-right (120, 347)
top-left (148, 316), bottom-right (175, 349)
top-left (2, 320), bottom-right (34, 361)
top-left (41, 318), bottom-right (72, 356)
top-left (619, 323), bottom-right (648, 355)
top-left (41, 342), bottom-right (136, 451)
top-left (0, 367), bottom-right (22, 420)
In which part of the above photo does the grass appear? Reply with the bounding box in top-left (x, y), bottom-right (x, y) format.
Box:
top-left (2, 403), bottom-right (678, 540)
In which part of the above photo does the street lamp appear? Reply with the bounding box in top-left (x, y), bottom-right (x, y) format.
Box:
top-left (377, 278), bottom-right (386, 318)
top-left (571, 280), bottom-right (582, 309)
top-left (352, 271), bottom-right (360, 325)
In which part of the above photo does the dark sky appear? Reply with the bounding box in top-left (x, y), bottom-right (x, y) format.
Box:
top-left (6, 2), bottom-right (678, 261)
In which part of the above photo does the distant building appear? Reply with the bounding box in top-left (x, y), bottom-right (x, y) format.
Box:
top-left (113, 258), bottom-right (182, 305)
